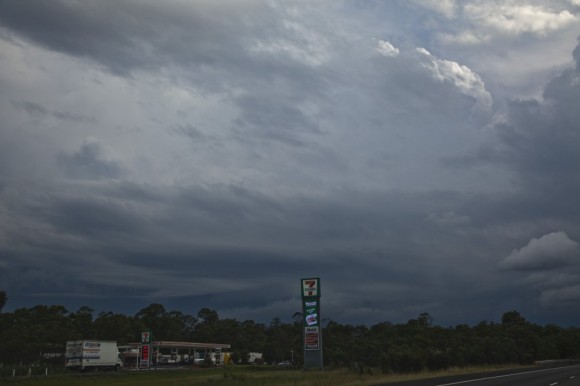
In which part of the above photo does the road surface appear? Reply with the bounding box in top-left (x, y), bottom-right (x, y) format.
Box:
top-left (378, 364), bottom-right (580, 386)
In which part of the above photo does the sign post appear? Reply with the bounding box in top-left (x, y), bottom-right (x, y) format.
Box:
top-left (140, 330), bottom-right (152, 369)
top-left (301, 277), bottom-right (323, 370)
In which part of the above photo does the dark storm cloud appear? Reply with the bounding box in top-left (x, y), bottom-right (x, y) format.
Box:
top-left (2, 0), bottom-right (580, 327)
top-left (488, 43), bottom-right (580, 196)
top-left (233, 94), bottom-right (321, 147)
top-left (49, 197), bottom-right (139, 237)
top-left (0, 0), bottom-right (144, 75)
top-left (1, 177), bottom-right (475, 304)
top-left (448, 41), bottom-right (580, 225)
top-left (466, 43), bottom-right (580, 319)
top-left (0, 0), bottom-right (294, 82)
top-left (172, 124), bottom-right (211, 142)
top-left (56, 141), bottom-right (123, 180)
top-left (0, 0), bottom-right (208, 75)
top-left (11, 100), bottom-right (97, 123)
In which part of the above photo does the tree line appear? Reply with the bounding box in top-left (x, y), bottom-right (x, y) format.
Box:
top-left (1, 291), bottom-right (580, 372)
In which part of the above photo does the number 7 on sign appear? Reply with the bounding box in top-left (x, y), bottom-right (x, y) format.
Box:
top-left (302, 278), bottom-right (319, 297)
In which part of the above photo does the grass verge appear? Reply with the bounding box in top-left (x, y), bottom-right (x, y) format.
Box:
top-left (0, 364), bottom-right (533, 386)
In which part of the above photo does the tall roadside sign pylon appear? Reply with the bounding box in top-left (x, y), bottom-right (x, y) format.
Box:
top-left (301, 277), bottom-right (323, 370)
top-left (140, 330), bottom-right (152, 369)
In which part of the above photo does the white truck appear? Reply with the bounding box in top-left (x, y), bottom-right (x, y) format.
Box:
top-left (65, 340), bottom-right (123, 371)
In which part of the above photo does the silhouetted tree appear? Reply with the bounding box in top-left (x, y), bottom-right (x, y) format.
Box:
top-left (2, 304), bottom-right (580, 370)
top-left (193, 308), bottom-right (220, 342)
top-left (69, 306), bottom-right (95, 339)
top-left (0, 291), bottom-right (6, 312)
top-left (94, 311), bottom-right (141, 344)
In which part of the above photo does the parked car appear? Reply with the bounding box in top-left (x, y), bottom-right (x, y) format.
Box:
top-left (180, 357), bottom-right (194, 365)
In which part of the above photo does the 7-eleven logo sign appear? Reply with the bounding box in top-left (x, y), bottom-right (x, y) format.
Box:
top-left (302, 278), bottom-right (319, 297)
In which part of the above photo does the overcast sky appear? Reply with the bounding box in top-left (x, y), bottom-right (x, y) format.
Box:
top-left (1, 0), bottom-right (580, 327)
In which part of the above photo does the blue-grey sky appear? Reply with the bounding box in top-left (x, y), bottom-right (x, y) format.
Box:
top-left (1, 0), bottom-right (580, 327)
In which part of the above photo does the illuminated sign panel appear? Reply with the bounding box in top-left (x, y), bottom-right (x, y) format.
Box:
top-left (302, 278), bottom-right (320, 298)
top-left (305, 326), bottom-right (320, 350)
top-left (141, 344), bottom-right (150, 366)
top-left (301, 277), bottom-right (323, 369)
top-left (304, 300), bottom-right (318, 326)
top-left (141, 331), bottom-right (151, 343)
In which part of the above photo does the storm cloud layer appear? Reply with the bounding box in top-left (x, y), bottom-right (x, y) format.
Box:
top-left (1, 0), bottom-right (580, 326)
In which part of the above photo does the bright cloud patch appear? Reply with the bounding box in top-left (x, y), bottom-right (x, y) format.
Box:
top-left (465, 4), bottom-right (577, 36)
top-left (376, 39), bottom-right (399, 57)
top-left (416, 48), bottom-right (492, 110)
top-left (501, 232), bottom-right (580, 271)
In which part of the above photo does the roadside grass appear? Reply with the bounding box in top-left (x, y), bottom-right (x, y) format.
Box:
top-left (0, 364), bottom-right (533, 386)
